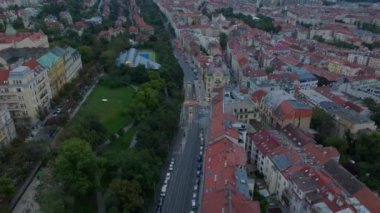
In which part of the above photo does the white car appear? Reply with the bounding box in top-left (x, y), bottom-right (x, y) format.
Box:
top-left (191, 199), bottom-right (197, 210)
top-left (161, 185), bottom-right (167, 197)
top-left (193, 193), bottom-right (197, 199)
top-left (166, 172), bottom-right (171, 180)
top-left (169, 165), bottom-right (173, 171)
top-left (194, 184), bottom-right (198, 191)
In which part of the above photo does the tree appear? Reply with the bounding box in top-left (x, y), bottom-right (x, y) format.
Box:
top-left (310, 107), bottom-right (335, 137)
top-left (105, 179), bottom-right (144, 212)
top-left (53, 138), bottom-right (97, 195)
top-left (0, 176), bottom-right (15, 200)
top-left (355, 132), bottom-right (380, 191)
top-left (219, 32), bottom-right (228, 51)
top-left (78, 46), bottom-right (93, 63)
top-left (100, 50), bottom-right (117, 70)
top-left (324, 137), bottom-right (348, 161)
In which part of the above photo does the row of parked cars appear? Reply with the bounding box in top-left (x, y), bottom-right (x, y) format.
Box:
top-left (156, 157), bottom-right (175, 213)
top-left (191, 128), bottom-right (205, 212)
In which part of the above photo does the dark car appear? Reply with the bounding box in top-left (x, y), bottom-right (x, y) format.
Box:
top-left (48, 129), bottom-right (57, 138)
top-left (197, 163), bottom-right (202, 171)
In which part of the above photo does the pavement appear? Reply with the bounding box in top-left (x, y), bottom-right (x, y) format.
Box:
top-left (12, 177), bottom-right (40, 213)
top-left (156, 21), bottom-right (210, 213)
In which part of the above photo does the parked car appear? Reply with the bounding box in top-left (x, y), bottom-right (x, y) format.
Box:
top-left (161, 185), bottom-right (167, 197)
top-left (191, 199), bottom-right (197, 210)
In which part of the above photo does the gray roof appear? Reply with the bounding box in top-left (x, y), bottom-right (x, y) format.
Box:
top-left (9, 66), bottom-right (32, 78)
top-left (323, 160), bottom-right (363, 194)
top-left (116, 48), bottom-right (160, 70)
top-left (235, 168), bottom-right (250, 198)
top-left (319, 101), bottom-right (372, 124)
top-left (291, 172), bottom-right (318, 192)
top-left (272, 155), bottom-right (292, 171)
top-left (263, 90), bottom-right (295, 109)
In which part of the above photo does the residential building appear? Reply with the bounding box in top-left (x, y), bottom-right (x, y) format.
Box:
top-left (0, 62), bottom-right (52, 124)
top-left (205, 56), bottom-right (230, 97)
top-left (37, 52), bottom-right (66, 96)
top-left (201, 88), bottom-right (261, 213)
top-left (0, 104), bottom-right (16, 147)
top-left (249, 128), bottom-right (380, 212)
top-left (339, 79), bottom-right (380, 103)
top-left (0, 47), bottom-right (48, 70)
top-left (0, 23), bottom-right (49, 51)
top-left (299, 89), bottom-right (376, 135)
top-left (51, 47), bottom-right (82, 82)
top-left (223, 89), bottom-right (260, 124)
top-left (258, 90), bottom-right (312, 132)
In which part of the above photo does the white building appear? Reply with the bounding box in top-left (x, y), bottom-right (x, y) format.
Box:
top-left (0, 62), bottom-right (52, 124)
top-left (339, 79), bottom-right (380, 103)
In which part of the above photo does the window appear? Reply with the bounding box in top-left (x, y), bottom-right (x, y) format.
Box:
top-left (245, 108), bottom-right (247, 112)
top-left (17, 88), bottom-right (21, 92)
top-left (245, 115), bottom-right (248, 118)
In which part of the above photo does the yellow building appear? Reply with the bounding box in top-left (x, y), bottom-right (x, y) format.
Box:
top-left (37, 52), bottom-right (66, 96)
top-left (204, 56), bottom-right (230, 97)
top-left (328, 60), bottom-right (343, 74)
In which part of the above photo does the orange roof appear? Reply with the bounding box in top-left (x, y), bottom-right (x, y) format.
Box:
top-left (23, 59), bottom-right (39, 69)
top-left (210, 89), bottom-right (239, 141)
top-left (251, 90), bottom-right (267, 103)
top-left (354, 187), bottom-right (380, 212)
top-left (0, 70), bottom-right (9, 85)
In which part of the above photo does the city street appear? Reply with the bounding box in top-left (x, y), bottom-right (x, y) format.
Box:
top-left (155, 20), bottom-right (209, 213)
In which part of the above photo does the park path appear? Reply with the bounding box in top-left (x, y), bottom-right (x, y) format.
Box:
top-left (129, 133), bottom-right (138, 148)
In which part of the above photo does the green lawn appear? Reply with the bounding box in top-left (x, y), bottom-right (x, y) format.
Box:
top-left (103, 127), bottom-right (136, 159)
top-left (76, 85), bottom-right (135, 134)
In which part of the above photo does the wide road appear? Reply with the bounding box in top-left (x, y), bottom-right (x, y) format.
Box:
top-left (154, 12), bottom-right (210, 213)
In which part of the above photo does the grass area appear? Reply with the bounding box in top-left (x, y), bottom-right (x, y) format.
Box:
top-left (138, 49), bottom-right (157, 62)
top-left (75, 85), bottom-right (135, 134)
top-left (103, 127), bottom-right (136, 159)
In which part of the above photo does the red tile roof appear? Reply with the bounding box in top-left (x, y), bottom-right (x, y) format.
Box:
top-left (353, 187), bottom-right (380, 212)
top-left (23, 59), bottom-right (39, 69)
top-left (303, 143), bottom-right (339, 165)
top-left (301, 64), bottom-right (342, 81)
top-left (0, 70), bottom-right (9, 85)
top-left (210, 89), bottom-right (239, 141)
top-left (282, 124), bottom-right (315, 147)
top-left (251, 90), bottom-right (267, 103)
top-left (250, 130), bottom-right (281, 156)
top-left (202, 137), bottom-right (259, 213)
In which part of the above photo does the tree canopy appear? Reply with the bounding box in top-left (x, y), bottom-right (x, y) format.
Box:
top-left (105, 179), bottom-right (144, 212)
top-left (53, 138), bottom-right (97, 195)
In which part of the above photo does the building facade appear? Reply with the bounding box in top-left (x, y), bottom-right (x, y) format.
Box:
top-left (0, 63), bottom-right (52, 124)
top-left (51, 47), bottom-right (83, 82)
top-left (0, 104), bottom-right (16, 147)
top-left (37, 52), bottom-right (66, 97)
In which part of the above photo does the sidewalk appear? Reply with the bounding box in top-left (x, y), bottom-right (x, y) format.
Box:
top-left (12, 177), bottom-right (40, 213)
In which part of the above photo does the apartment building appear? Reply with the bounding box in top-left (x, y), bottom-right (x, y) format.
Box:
top-left (51, 47), bottom-right (83, 82)
top-left (0, 23), bottom-right (49, 51)
top-left (205, 56), bottom-right (230, 97)
top-left (0, 104), bottom-right (16, 147)
top-left (339, 79), bottom-right (380, 103)
top-left (299, 89), bottom-right (376, 135)
top-left (257, 90), bottom-right (312, 132)
top-left (0, 60), bottom-right (52, 124)
top-left (249, 128), bottom-right (380, 212)
top-left (37, 52), bottom-right (66, 97)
